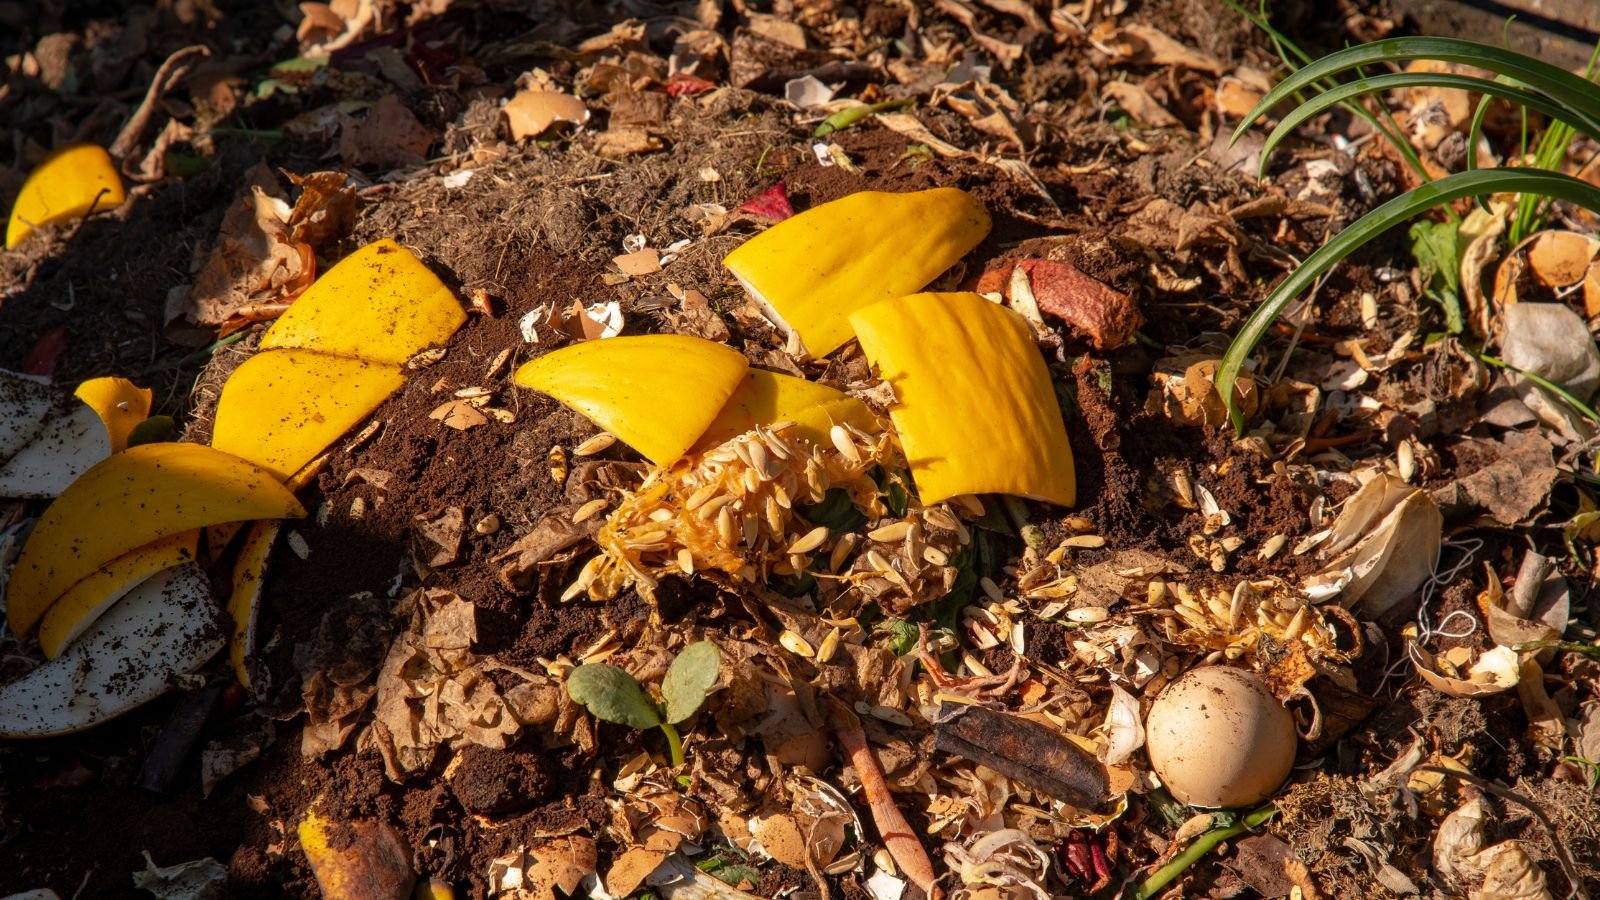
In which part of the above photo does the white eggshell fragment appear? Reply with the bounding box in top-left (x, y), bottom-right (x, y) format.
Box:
top-left (0, 563), bottom-right (223, 737)
top-left (1144, 666), bottom-right (1297, 808)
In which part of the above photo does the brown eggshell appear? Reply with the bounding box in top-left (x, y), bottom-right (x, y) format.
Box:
top-left (1144, 666), bottom-right (1296, 808)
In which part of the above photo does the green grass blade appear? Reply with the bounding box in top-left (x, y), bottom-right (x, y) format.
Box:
top-left (1218, 168), bottom-right (1600, 432)
top-left (1258, 72), bottom-right (1600, 172)
top-left (1232, 37), bottom-right (1600, 147)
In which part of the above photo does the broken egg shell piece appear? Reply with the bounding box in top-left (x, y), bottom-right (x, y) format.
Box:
top-left (694, 369), bottom-right (881, 452)
top-left (503, 90), bottom-right (590, 141)
top-left (5, 144), bottom-right (126, 249)
top-left (213, 350), bottom-right (405, 481)
top-left (850, 291), bottom-right (1075, 506)
top-left (259, 238), bottom-right (467, 366)
top-left (1144, 666), bottom-right (1297, 808)
top-left (5, 442), bottom-right (305, 637)
top-left (36, 530), bottom-right (199, 659)
top-left (74, 376), bottom-right (152, 453)
top-left (0, 563), bottom-right (221, 737)
top-left (228, 520), bottom-right (281, 691)
top-left (723, 188), bottom-right (991, 357)
top-left (513, 333), bottom-right (748, 466)
top-left (1524, 230), bottom-right (1599, 289)
top-left (1411, 643), bottom-right (1521, 698)
top-left (0, 402), bottom-right (110, 499)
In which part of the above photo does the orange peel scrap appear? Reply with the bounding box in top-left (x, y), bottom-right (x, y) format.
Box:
top-left (514, 334), bottom-right (749, 466)
top-left (849, 291), bottom-right (1075, 506)
top-left (5, 144), bottom-right (126, 249)
top-left (723, 188), bottom-right (991, 357)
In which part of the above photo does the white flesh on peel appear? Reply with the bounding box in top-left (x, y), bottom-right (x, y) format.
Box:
top-left (0, 403), bottom-right (111, 498)
top-left (0, 563), bottom-right (222, 737)
top-left (0, 369), bottom-right (59, 467)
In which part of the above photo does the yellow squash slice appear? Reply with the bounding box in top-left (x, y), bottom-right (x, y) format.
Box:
top-left (514, 334), bottom-right (749, 466)
top-left (5, 442), bottom-right (305, 636)
top-left (5, 144), bottom-right (126, 249)
top-left (75, 376), bottom-right (152, 453)
top-left (36, 531), bottom-right (199, 658)
top-left (850, 292), bottom-right (1075, 506)
top-left (211, 350), bottom-right (405, 480)
top-left (723, 188), bottom-right (991, 357)
top-left (227, 519), bottom-right (280, 690)
top-left (259, 238), bottom-right (466, 365)
top-left (694, 369), bottom-right (881, 451)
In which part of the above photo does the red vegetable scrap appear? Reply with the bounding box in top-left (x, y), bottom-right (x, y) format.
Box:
top-left (978, 257), bottom-right (1143, 350)
top-left (737, 181), bottom-right (796, 222)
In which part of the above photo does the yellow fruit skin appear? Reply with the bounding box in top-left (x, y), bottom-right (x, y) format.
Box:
top-left (5, 144), bottom-right (126, 249)
top-left (228, 520), bottom-right (280, 690)
top-left (694, 369), bottom-right (881, 451)
top-left (514, 334), bottom-right (749, 466)
top-left (299, 806), bottom-right (416, 900)
top-left (37, 531), bottom-right (198, 658)
top-left (850, 292), bottom-right (1075, 506)
top-left (74, 377), bottom-right (152, 453)
top-left (260, 238), bottom-right (466, 365)
top-left (5, 442), bottom-right (306, 636)
top-left (211, 350), bottom-right (406, 481)
top-left (723, 188), bottom-right (991, 357)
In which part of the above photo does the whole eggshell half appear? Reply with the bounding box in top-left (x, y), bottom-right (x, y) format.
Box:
top-left (1144, 666), bottom-right (1297, 808)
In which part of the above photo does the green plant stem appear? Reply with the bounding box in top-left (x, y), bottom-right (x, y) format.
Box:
top-left (1134, 806), bottom-right (1279, 899)
top-left (1477, 352), bottom-right (1600, 423)
top-left (659, 722), bottom-right (685, 767)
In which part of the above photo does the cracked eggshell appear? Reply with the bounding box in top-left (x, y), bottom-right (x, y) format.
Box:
top-left (0, 563), bottom-right (222, 737)
top-left (1144, 666), bottom-right (1296, 808)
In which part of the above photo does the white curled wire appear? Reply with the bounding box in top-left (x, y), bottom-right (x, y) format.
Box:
top-left (1379, 537), bottom-right (1484, 687)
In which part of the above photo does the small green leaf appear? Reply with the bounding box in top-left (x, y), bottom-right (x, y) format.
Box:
top-left (812, 99), bottom-right (914, 138)
top-left (566, 664), bottom-right (661, 729)
top-left (884, 618), bottom-right (919, 656)
top-left (662, 641), bottom-right (722, 724)
top-left (127, 415), bottom-right (176, 447)
top-left (803, 488), bottom-right (866, 532)
top-left (1408, 219), bottom-right (1460, 296)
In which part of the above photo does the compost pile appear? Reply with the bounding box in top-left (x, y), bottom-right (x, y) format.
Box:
top-left (1, 0), bottom-right (1599, 898)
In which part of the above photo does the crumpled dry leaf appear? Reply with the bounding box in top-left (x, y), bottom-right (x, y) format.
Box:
top-left (1307, 474), bottom-right (1441, 617)
top-left (1147, 357), bottom-right (1259, 427)
top-left (364, 589), bottom-right (527, 779)
top-left (339, 95), bottom-right (437, 168)
top-left (1103, 80), bottom-right (1178, 128)
top-left (131, 852), bottom-right (228, 900)
top-left (180, 165), bottom-right (358, 330)
top-left (296, 595), bottom-right (395, 758)
top-left (413, 506), bottom-right (465, 570)
top-left (1433, 796), bottom-right (1552, 899)
top-left (494, 515), bottom-right (594, 592)
top-left (1098, 23), bottom-right (1224, 75)
top-left (1499, 301), bottom-right (1600, 442)
top-left (976, 257), bottom-right (1142, 350)
top-left (1430, 432), bottom-right (1557, 526)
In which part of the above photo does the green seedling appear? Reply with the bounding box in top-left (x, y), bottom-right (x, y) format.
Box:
top-left (813, 100), bottom-right (914, 138)
top-left (565, 641), bottom-right (721, 769)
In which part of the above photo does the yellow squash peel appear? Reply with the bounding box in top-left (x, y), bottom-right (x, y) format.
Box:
top-left (227, 520), bottom-right (280, 690)
top-left (694, 369), bottom-right (880, 452)
top-left (211, 351), bottom-right (405, 481)
top-left (849, 291), bottom-right (1075, 506)
top-left (36, 531), bottom-right (199, 658)
top-left (74, 376), bottom-right (152, 453)
top-left (5, 144), bottom-right (126, 249)
top-left (722, 188), bottom-right (991, 357)
top-left (514, 334), bottom-right (749, 466)
top-left (259, 238), bottom-right (466, 365)
top-left (5, 442), bottom-right (305, 636)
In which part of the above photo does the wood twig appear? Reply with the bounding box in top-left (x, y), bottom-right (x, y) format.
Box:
top-left (110, 44), bottom-right (210, 163)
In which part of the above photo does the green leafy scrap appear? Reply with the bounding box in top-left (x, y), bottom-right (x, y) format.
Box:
top-left (661, 641), bottom-right (721, 724)
top-left (565, 664), bottom-right (661, 729)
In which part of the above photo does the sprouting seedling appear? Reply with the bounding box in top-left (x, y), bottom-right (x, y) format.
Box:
top-left (565, 641), bottom-right (721, 769)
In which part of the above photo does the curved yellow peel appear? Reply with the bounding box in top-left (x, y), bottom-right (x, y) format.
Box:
top-left (694, 369), bottom-right (881, 451)
top-left (6, 144), bottom-right (126, 249)
top-left (299, 804), bottom-right (415, 899)
top-left (260, 238), bottom-right (466, 365)
top-left (212, 350), bottom-right (405, 481)
top-left (203, 454), bottom-right (327, 564)
top-left (723, 188), bottom-right (991, 357)
top-left (850, 292), bottom-right (1075, 506)
top-left (514, 334), bottom-right (749, 466)
top-left (228, 520), bottom-right (280, 690)
top-left (5, 442), bottom-right (305, 636)
top-left (75, 377), bottom-right (152, 453)
top-left (37, 531), bottom-right (199, 658)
